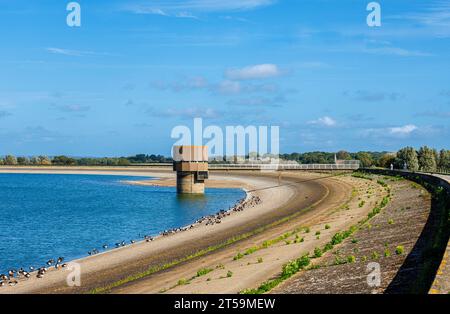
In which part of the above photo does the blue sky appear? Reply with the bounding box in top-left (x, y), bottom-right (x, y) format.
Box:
top-left (0, 0), bottom-right (449, 156)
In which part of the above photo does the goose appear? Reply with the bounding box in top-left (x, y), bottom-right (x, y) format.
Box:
top-left (46, 259), bottom-right (55, 266)
top-left (0, 281), bottom-right (5, 287)
top-left (130, 240), bottom-right (135, 244)
top-left (29, 266), bottom-right (35, 272)
top-left (102, 244), bottom-right (108, 249)
top-left (57, 257), bottom-right (64, 264)
top-left (8, 279), bottom-right (18, 286)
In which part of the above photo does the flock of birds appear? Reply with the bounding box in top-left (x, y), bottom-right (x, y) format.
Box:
top-left (1, 257), bottom-right (66, 287)
top-left (0, 195), bottom-right (262, 288)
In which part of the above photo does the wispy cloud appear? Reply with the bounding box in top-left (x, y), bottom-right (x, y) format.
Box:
top-left (345, 90), bottom-right (402, 102)
top-left (308, 116), bottom-right (337, 127)
top-left (225, 64), bottom-right (282, 80)
top-left (150, 75), bottom-right (279, 95)
top-left (125, 0), bottom-right (276, 16)
top-left (387, 1), bottom-right (450, 38)
top-left (151, 106), bottom-right (221, 119)
top-left (361, 46), bottom-right (434, 57)
top-left (53, 104), bottom-right (91, 113)
top-left (227, 95), bottom-right (286, 107)
top-left (150, 76), bottom-right (209, 92)
top-left (389, 124), bottom-right (418, 136)
top-left (415, 110), bottom-right (450, 119)
top-left (360, 124), bottom-right (420, 139)
top-left (46, 47), bottom-right (114, 57)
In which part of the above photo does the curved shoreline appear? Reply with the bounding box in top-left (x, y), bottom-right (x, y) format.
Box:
top-left (0, 168), bottom-right (312, 294)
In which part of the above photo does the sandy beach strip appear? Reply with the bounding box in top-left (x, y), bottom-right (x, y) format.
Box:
top-left (0, 168), bottom-right (328, 294)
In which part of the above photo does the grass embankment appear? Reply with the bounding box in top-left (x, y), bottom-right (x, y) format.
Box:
top-left (241, 172), bottom-right (390, 294)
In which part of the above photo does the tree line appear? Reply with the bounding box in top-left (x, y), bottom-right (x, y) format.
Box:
top-left (281, 147), bottom-right (450, 172)
top-left (0, 148), bottom-right (448, 173)
top-left (0, 154), bottom-right (172, 166)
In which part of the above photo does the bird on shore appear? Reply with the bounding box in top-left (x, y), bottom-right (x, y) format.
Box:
top-left (46, 259), bottom-right (55, 266)
top-left (8, 279), bottom-right (18, 287)
top-left (36, 267), bottom-right (47, 278)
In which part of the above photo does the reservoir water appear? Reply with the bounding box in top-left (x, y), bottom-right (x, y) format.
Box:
top-left (0, 173), bottom-right (245, 273)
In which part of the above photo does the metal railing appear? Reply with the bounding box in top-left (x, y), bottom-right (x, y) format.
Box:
top-left (209, 163), bottom-right (360, 171)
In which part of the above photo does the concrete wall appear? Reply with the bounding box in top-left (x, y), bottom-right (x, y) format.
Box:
top-left (176, 172), bottom-right (205, 194)
top-left (362, 168), bottom-right (450, 294)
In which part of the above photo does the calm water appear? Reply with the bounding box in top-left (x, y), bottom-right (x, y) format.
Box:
top-left (0, 173), bottom-right (245, 273)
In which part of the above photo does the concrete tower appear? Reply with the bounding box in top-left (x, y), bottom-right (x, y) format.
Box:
top-left (173, 146), bottom-right (209, 194)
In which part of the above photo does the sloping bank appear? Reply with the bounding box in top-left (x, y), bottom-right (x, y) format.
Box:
top-left (362, 169), bottom-right (450, 294)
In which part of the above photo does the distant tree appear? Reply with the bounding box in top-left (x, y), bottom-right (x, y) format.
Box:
top-left (356, 152), bottom-right (374, 167)
top-left (336, 150), bottom-right (351, 160)
top-left (17, 157), bottom-right (30, 165)
top-left (4, 155), bottom-right (18, 165)
top-left (377, 153), bottom-right (396, 168)
top-left (438, 149), bottom-right (450, 171)
top-left (117, 158), bottom-right (131, 166)
top-left (418, 146), bottom-right (437, 172)
top-left (395, 147), bottom-right (419, 171)
top-left (52, 155), bottom-right (76, 166)
top-left (30, 156), bottom-right (52, 166)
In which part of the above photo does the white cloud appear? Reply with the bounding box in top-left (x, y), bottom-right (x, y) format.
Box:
top-left (155, 107), bottom-right (220, 119)
top-left (126, 0), bottom-right (275, 14)
top-left (46, 48), bottom-right (113, 57)
top-left (225, 64), bottom-right (281, 80)
top-left (175, 12), bottom-right (199, 19)
top-left (47, 47), bottom-right (84, 56)
top-left (135, 8), bottom-right (168, 16)
top-left (215, 80), bottom-right (241, 94)
top-left (388, 2), bottom-right (450, 37)
top-left (308, 116), bottom-right (337, 127)
top-left (362, 47), bottom-right (433, 57)
top-left (389, 124), bottom-right (418, 135)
